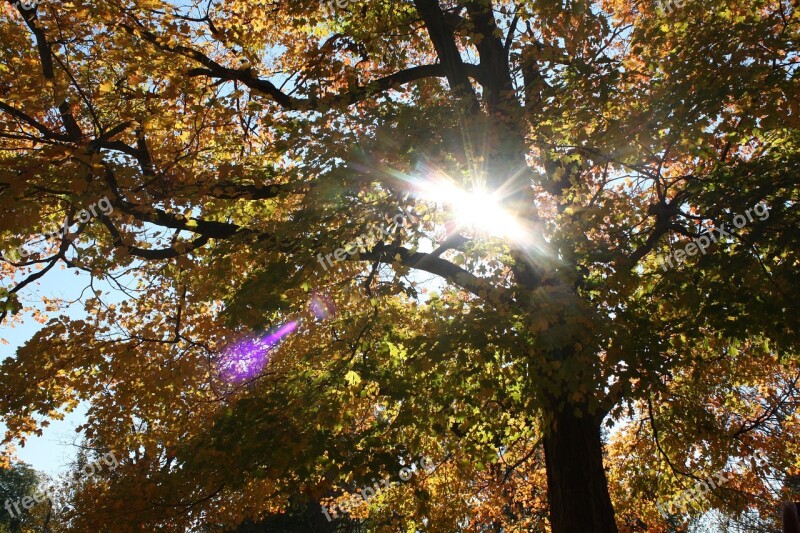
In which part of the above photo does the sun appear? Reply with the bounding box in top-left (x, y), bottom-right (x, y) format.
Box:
top-left (412, 172), bottom-right (530, 245)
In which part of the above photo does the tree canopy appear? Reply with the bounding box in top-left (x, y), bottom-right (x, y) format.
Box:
top-left (0, 462), bottom-right (50, 533)
top-left (0, 0), bottom-right (798, 531)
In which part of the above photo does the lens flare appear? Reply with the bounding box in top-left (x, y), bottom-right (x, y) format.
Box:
top-left (413, 177), bottom-right (530, 243)
top-left (221, 320), bottom-right (299, 381)
top-left (309, 293), bottom-right (335, 321)
top-left (377, 161), bottom-right (533, 243)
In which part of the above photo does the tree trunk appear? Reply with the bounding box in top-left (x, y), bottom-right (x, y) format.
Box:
top-left (543, 404), bottom-right (618, 533)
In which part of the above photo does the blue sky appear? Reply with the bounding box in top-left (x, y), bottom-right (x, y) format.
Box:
top-left (0, 265), bottom-right (108, 477)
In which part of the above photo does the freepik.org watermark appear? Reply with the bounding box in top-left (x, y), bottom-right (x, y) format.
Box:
top-left (321, 455), bottom-right (433, 522)
top-left (2, 196), bottom-right (113, 262)
top-left (658, 202), bottom-right (769, 272)
top-left (656, 450), bottom-right (767, 518)
top-left (319, 0), bottom-right (357, 14)
top-left (4, 451), bottom-right (119, 519)
top-left (656, 0), bottom-right (686, 14)
top-left (657, 469), bottom-right (732, 518)
top-left (317, 212), bottom-right (412, 272)
top-left (11, 0), bottom-right (45, 10)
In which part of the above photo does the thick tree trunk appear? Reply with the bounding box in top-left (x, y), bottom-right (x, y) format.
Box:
top-left (543, 404), bottom-right (618, 533)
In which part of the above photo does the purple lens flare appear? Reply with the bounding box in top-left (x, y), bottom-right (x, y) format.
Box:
top-left (221, 320), bottom-right (299, 381)
top-left (309, 293), bottom-right (335, 321)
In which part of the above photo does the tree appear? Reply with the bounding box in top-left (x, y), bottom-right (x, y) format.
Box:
top-left (0, 463), bottom-right (52, 533)
top-left (0, 0), bottom-right (798, 531)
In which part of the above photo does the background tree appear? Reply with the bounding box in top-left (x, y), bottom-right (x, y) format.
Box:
top-left (0, 463), bottom-right (52, 533)
top-left (0, 0), bottom-right (798, 531)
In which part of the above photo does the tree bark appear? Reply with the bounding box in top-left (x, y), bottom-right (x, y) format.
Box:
top-left (543, 404), bottom-right (619, 533)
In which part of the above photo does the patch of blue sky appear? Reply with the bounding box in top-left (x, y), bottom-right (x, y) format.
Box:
top-left (0, 221), bottom-right (185, 476)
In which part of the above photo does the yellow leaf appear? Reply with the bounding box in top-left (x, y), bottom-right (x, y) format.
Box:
top-left (344, 371), bottom-right (361, 386)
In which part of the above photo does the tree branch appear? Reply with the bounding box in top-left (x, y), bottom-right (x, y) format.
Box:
top-left (359, 245), bottom-right (508, 303)
top-left (413, 0), bottom-right (480, 110)
top-left (122, 22), bottom-right (484, 111)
